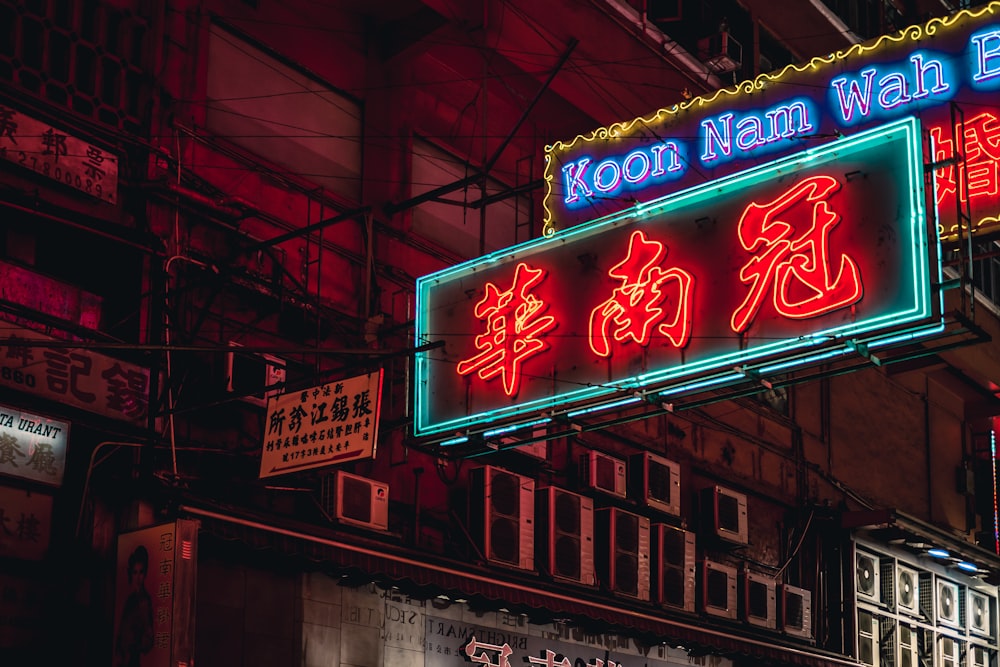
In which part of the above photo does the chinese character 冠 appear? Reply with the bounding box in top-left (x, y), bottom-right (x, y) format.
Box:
top-left (730, 175), bottom-right (863, 334)
top-left (589, 229), bottom-right (694, 357)
top-left (464, 636), bottom-right (513, 667)
top-left (456, 262), bottom-right (556, 397)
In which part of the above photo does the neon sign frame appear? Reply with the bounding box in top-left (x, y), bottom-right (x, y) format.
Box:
top-left (415, 118), bottom-right (937, 440)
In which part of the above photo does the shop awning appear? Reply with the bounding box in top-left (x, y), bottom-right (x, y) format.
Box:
top-left (181, 502), bottom-right (859, 667)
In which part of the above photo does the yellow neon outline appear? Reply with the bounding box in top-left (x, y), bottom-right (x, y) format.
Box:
top-left (542, 1), bottom-right (1000, 236)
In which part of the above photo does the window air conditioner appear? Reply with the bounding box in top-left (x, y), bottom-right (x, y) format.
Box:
top-left (969, 644), bottom-right (990, 667)
top-left (780, 584), bottom-right (813, 640)
top-left (741, 569), bottom-right (777, 630)
top-left (938, 635), bottom-right (960, 667)
top-left (226, 341), bottom-right (286, 407)
top-left (595, 507), bottom-right (650, 600)
top-left (470, 466), bottom-right (534, 571)
top-left (857, 608), bottom-right (879, 666)
top-left (629, 452), bottom-right (681, 516)
top-left (536, 486), bottom-right (595, 586)
top-left (580, 450), bottom-right (626, 498)
top-left (321, 470), bottom-right (389, 531)
top-left (936, 578), bottom-right (962, 629)
top-left (896, 563), bottom-right (920, 617)
top-left (856, 549), bottom-right (881, 605)
top-left (700, 485), bottom-right (748, 545)
top-left (697, 30), bottom-right (742, 74)
top-left (897, 623), bottom-right (918, 667)
top-left (651, 524), bottom-right (695, 612)
top-left (968, 589), bottom-right (994, 639)
top-left (699, 559), bottom-right (738, 620)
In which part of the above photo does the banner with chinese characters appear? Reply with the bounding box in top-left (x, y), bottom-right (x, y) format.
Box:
top-left (0, 485), bottom-right (52, 560)
top-left (545, 4), bottom-right (1000, 245)
top-left (259, 370), bottom-right (384, 478)
top-left (0, 322), bottom-right (150, 425)
top-left (112, 520), bottom-right (198, 667)
top-left (415, 118), bottom-right (937, 439)
top-left (0, 403), bottom-right (69, 486)
top-left (0, 103), bottom-right (119, 204)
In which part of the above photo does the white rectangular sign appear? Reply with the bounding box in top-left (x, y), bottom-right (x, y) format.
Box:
top-left (260, 369), bottom-right (383, 478)
top-left (0, 403), bottom-right (69, 486)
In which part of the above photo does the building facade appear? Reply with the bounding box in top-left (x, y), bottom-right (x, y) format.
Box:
top-left (1, 1), bottom-right (1000, 666)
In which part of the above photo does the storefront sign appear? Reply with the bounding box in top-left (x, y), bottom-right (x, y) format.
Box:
top-left (0, 322), bottom-right (150, 425)
top-left (545, 4), bottom-right (1000, 244)
top-left (113, 520), bottom-right (198, 667)
top-left (0, 103), bottom-right (119, 204)
top-left (0, 403), bottom-right (69, 486)
top-left (260, 370), bottom-right (384, 478)
top-left (416, 118), bottom-right (935, 438)
top-left (0, 485), bottom-right (52, 561)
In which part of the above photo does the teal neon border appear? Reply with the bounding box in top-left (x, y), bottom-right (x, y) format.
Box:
top-left (415, 117), bottom-right (934, 439)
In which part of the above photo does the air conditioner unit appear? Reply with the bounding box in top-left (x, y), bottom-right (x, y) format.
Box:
top-left (896, 564), bottom-right (920, 617)
top-left (697, 30), bottom-right (742, 74)
top-left (699, 559), bottom-right (737, 620)
top-left (780, 584), bottom-right (813, 640)
top-left (939, 635), bottom-right (960, 667)
top-left (580, 450), bottom-right (626, 498)
top-left (596, 507), bottom-right (650, 600)
top-left (897, 623), bottom-right (918, 667)
top-left (937, 578), bottom-right (962, 629)
top-left (969, 590), bottom-right (994, 638)
top-left (470, 466), bottom-right (534, 571)
top-left (741, 569), bottom-right (777, 629)
top-left (536, 486), bottom-right (595, 586)
top-left (652, 524), bottom-right (695, 611)
top-left (629, 452), bottom-right (680, 516)
top-left (857, 608), bottom-right (879, 666)
top-left (321, 470), bottom-right (389, 531)
top-left (856, 549), bottom-right (881, 604)
top-left (969, 644), bottom-right (990, 667)
top-left (226, 341), bottom-right (286, 407)
top-left (700, 485), bottom-right (748, 545)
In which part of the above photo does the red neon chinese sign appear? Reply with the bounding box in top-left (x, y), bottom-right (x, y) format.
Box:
top-left (416, 119), bottom-right (933, 438)
top-left (456, 262), bottom-right (557, 397)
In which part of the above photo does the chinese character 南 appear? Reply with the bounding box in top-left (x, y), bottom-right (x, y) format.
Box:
top-left (101, 363), bottom-right (149, 419)
top-left (730, 175), bottom-right (863, 334)
top-left (589, 229), bottom-right (694, 357)
top-left (43, 351), bottom-right (97, 403)
top-left (464, 636), bottom-right (513, 667)
top-left (26, 443), bottom-right (57, 476)
top-left (0, 433), bottom-right (24, 468)
top-left (456, 262), bottom-right (556, 397)
top-left (40, 128), bottom-right (68, 162)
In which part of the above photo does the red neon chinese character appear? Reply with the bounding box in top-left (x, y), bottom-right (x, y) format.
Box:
top-left (456, 262), bottom-right (556, 397)
top-left (930, 111), bottom-right (1000, 208)
top-left (730, 175), bottom-right (863, 333)
top-left (589, 230), bottom-right (693, 358)
top-left (464, 636), bottom-right (514, 667)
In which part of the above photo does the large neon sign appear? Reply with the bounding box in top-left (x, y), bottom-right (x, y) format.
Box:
top-left (545, 4), bottom-right (1000, 243)
top-left (415, 118), bottom-right (936, 439)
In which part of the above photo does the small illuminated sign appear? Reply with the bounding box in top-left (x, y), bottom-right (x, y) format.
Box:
top-left (545, 5), bottom-right (1000, 244)
top-left (415, 118), bottom-right (936, 439)
top-left (260, 370), bottom-right (384, 478)
top-left (0, 403), bottom-right (69, 486)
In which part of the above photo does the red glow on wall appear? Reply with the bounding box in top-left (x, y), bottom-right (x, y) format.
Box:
top-left (730, 176), bottom-right (863, 334)
top-left (588, 230), bottom-right (694, 357)
top-left (456, 262), bottom-right (556, 397)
